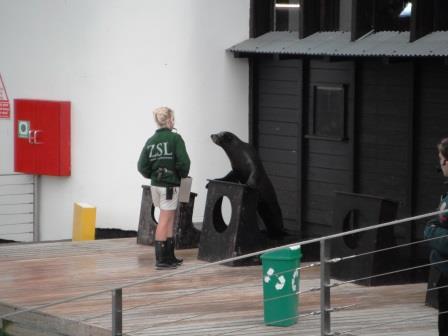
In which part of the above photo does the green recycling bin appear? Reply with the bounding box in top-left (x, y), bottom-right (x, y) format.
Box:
top-left (260, 245), bottom-right (302, 327)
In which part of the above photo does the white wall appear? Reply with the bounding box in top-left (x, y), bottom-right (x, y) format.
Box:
top-left (0, 0), bottom-right (250, 240)
top-left (0, 119), bottom-right (13, 174)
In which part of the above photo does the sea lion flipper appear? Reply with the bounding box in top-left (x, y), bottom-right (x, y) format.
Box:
top-left (246, 172), bottom-right (259, 189)
top-left (217, 170), bottom-right (239, 183)
top-left (206, 170), bottom-right (239, 188)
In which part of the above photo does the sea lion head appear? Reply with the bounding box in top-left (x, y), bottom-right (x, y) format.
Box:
top-left (210, 131), bottom-right (241, 149)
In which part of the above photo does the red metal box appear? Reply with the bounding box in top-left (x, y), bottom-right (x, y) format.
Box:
top-left (14, 99), bottom-right (71, 176)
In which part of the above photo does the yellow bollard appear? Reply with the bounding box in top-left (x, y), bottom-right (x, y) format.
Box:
top-left (72, 202), bottom-right (96, 241)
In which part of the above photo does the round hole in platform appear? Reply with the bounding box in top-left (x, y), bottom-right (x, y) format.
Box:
top-left (213, 196), bottom-right (232, 233)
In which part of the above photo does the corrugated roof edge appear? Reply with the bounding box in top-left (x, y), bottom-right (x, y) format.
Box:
top-left (227, 31), bottom-right (448, 57)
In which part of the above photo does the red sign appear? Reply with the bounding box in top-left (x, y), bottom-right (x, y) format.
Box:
top-left (0, 74), bottom-right (10, 119)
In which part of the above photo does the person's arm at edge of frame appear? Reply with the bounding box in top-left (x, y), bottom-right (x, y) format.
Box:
top-left (424, 219), bottom-right (448, 257)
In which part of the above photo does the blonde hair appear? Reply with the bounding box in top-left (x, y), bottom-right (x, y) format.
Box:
top-left (153, 106), bottom-right (174, 128)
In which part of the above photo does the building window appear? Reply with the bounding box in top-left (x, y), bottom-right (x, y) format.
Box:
top-left (274, 0), bottom-right (300, 31)
top-left (308, 85), bottom-right (347, 141)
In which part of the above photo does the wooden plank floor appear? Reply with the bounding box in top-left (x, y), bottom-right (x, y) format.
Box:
top-left (0, 238), bottom-right (439, 335)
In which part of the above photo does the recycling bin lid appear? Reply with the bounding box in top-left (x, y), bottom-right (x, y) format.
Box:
top-left (261, 244), bottom-right (302, 261)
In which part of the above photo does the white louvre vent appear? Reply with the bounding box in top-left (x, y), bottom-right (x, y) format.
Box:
top-left (0, 174), bottom-right (36, 242)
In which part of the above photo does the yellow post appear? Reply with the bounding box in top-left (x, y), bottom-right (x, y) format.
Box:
top-left (72, 202), bottom-right (96, 241)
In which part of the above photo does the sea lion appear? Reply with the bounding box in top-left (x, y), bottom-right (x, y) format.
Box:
top-left (210, 131), bottom-right (284, 238)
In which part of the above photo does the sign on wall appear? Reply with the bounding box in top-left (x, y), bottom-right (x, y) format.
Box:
top-left (0, 74), bottom-right (10, 119)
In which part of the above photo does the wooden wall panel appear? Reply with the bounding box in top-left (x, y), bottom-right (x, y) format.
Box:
top-left (411, 0), bottom-right (435, 42)
top-left (303, 60), bottom-right (355, 238)
top-left (300, 0), bottom-right (321, 38)
top-left (250, 0), bottom-right (273, 37)
top-left (351, 0), bottom-right (374, 40)
top-left (255, 58), bottom-right (303, 233)
top-left (357, 61), bottom-right (412, 212)
top-left (259, 107), bottom-right (299, 122)
top-left (357, 60), bottom-right (414, 258)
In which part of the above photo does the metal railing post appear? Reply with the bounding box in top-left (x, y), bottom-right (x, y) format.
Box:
top-left (112, 288), bottom-right (122, 336)
top-left (320, 239), bottom-right (331, 336)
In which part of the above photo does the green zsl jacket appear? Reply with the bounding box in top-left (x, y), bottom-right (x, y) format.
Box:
top-left (137, 128), bottom-right (190, 187)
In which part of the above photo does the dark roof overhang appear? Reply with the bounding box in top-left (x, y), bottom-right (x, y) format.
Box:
top-left (228, 31), bottom-right (448, 57)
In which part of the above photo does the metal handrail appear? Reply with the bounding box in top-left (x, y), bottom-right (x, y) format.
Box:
top-left (0, 208), bottom-right (446, 335)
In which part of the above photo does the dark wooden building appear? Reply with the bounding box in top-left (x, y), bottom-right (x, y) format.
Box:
top-left (228, 0), bottom-right (448, 265)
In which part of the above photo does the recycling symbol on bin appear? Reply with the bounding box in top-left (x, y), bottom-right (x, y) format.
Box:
top-left (264, 267), bottom-right (286, 290)
top-left (291, 269), bottom-right (299, 292)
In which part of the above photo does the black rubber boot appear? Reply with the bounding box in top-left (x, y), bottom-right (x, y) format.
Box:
top-left (166, 237), bottom-right (183, 266)
top-left (155, 240), bottom-right (177, 270)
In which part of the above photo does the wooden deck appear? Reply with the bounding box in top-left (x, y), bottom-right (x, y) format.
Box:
top-left (0, 238), bottom-right (439, 336)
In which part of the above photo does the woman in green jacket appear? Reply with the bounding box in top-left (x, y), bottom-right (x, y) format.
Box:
top-left (138, 106), bottom-right (190, 269)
